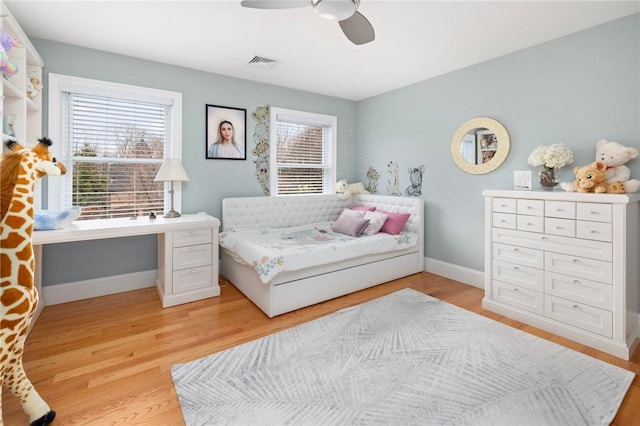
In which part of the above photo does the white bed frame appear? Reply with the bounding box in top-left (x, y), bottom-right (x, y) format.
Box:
top-left (221, 194), bottom-right (424, 317)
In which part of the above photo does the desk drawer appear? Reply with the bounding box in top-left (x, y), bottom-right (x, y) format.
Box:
top-left (173, 265), bottom-right (212, 293)
top-left (545, 295), bottom-right (612, 338)
top-left (576, 220), bottom-right (612, 242)
top-left (173, 228), bottom-right (213, 247)
top-left (517, 199), bottom-right (544, 216)
top-left (545, 252), bottom-right (612, 284)
top-left (544, 272), bottom-right (612, 310)
top-left (517, 215), bottom-right (544, 233)
top-left (545, 201), bottom-right (576, 219)
top-left (493, 198), bottom-right (516, 213)
top-left (545, 217), bottom-right (575, 237)
top-left (492, 260), bottom-right (543, 292)
top-left (493, 280), bottom-right (544, 315)
top-left (173, 244), bottom-right (212, 270)
top-left (577, 203), bottom-right (612, 223)
top-left (493, 213), bottom-right (516, 229)
top-left (493, 243), bottom-right (543, 269)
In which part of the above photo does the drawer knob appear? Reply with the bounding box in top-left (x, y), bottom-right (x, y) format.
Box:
top-left (573, 279), bottom-right (581, 284)
top-left (556, 226), bottom-right (563, 230)
top-left (557, 208), bottom-right (564, 212)
top-left (572, 258), bottom-right (580, 263)
top-left (590, 230), bottom-right (598, 234)
top-left (590, 211), bottom-right (598, 215)
top-left (541, 236), bottom-right (548, 240)
top-left (501, 220), bottom-right (507, 223)
top-left (513, 266), bottom-right (520, 271)
top-left (527, 206), bottom-right (533, 209)
top-left (513, 288), bottom-right (520, 292)
top-left (501, 204), bottom-right (507, 208)
top-left (572, 304), bottom-right (580, 309)
top-left (527, 222), bottom-right (533, 226)
top-left (513, 248), bottom-right (520, 252)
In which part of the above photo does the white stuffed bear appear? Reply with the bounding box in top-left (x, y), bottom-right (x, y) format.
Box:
top-left (596, 139), bottom-right (639, 189)
top-left (336, 179), bottom-right (369, 200)
top-left (561, 139), bottom-right (640, 193)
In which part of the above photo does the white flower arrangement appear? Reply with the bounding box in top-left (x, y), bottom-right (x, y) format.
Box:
top-left (527, 143), bottom-right (574, 169)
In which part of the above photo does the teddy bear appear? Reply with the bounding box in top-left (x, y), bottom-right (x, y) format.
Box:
top-left (595, 139), bottom-right (640, 193)
top-left (560, 139), bottom-right (640, 193)
top-left (570, 161), bottom-right (625, 193)
top-left (336, 179), bottom-right (369, 200)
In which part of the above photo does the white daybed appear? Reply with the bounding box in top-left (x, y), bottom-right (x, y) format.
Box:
top-left (220, 194), bottom-right (424, 317)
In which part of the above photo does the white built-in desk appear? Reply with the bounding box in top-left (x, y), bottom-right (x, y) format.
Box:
top-left (32, 214), bottom-right (221, 324)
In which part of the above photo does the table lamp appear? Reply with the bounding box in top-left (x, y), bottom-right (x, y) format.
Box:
top-left (154, 158), bottom-right (189, 218)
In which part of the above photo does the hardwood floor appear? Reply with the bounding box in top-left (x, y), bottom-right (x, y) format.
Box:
top-left (4, 272), bottom-right (640, 425)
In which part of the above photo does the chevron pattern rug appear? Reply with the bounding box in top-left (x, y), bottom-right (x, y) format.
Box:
top-left (172, 288), bottom-right (633, 426)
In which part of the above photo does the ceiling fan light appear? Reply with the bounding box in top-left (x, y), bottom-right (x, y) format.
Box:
top-left (312, 0), bottom-right (359, 21)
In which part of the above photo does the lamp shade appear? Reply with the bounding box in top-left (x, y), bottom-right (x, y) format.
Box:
top-left (155, 158), bottom-right (189, 182)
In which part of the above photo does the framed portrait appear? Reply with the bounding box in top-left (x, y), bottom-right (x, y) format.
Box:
top-left (205, 104), bottom-right (247, 160)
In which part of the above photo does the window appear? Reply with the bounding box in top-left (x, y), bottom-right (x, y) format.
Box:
top-left (48, 74), bottom-right (182, 220)
top-left (269, 107), bottom-right (336, 196)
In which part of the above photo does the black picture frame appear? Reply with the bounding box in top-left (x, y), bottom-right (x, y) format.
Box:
top-left (205, 104), bottom-right (247, 160)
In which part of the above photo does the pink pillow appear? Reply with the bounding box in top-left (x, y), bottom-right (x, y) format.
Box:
top-left (349, 206), bottom-right (376, 212)
top-left (378, 210), bottom-right (411, 235)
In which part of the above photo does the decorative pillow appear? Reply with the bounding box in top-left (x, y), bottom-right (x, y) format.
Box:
top-left (361, 211), bottom-right (388, 236)
top-left (378, 210), bottom-right (411, 235)
top-left (332, 209), bottom-right (370, 237)
top-left (349, 206), bottom-right (376, 212)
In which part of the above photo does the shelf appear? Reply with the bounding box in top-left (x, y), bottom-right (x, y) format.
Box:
top-left (3, 77), bottom-right (21, 98)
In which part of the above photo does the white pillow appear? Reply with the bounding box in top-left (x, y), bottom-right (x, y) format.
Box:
top-left (361, 211), bottom-right (389, 236)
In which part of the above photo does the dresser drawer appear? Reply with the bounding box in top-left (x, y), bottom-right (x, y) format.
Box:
top-left (517, 215), bottom-right (544, 233)
top-left (545, 201), bottom-right (576, 219)
top-left (545, 252), bottom-right (612, 284)
top-left (493, 213), bottom-right (516, 229)
top-left (173, 265), bottom-right (213, 293)
top-left (576, 220), bottom-right (612, 242)
top-left (173, 244), bottom-right (212, 270)
top-left (493, 243), bottom-right (543, 269)
top-left (493, 280), bottom-right (544, 315)
top-left (492, 228), bottom-right (612, 261)
top-left (173, 228), bottom-right (213, 248)
top-left (493, 198), bottom-right (516, 213)
top-left (544, 272), bottom-right (612, 310)
top-left (545, 295), bottom-right (612, 338)
top-left (517, 199), bottom-right (544, 216)
top-left (492, 260), bottom-right (543, 291)
top-left (544, 217), bottom-right (575, 237)
top-left (576, 203), bottom-right (612, 223)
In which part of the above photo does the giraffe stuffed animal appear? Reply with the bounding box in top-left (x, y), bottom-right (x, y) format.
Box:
top-left (1, 138), bottom-right (64, 426)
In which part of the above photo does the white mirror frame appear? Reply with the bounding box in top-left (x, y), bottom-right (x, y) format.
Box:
top-left (450, 117), bottom-right (510, 175)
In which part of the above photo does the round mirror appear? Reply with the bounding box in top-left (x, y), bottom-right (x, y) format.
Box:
top-left (450, 117), bottom-right (510, 174)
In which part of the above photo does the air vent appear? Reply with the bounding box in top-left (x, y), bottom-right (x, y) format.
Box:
top-left (247, 55), bottom-right (280, 70)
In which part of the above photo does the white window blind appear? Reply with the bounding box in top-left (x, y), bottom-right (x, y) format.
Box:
top-left (270, 108), bottom-right (336, 195)
top-left (59, 92), bottom-right (171, 220)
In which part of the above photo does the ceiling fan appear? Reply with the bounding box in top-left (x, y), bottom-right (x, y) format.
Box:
top-left (240, 0), bottom-right (375, 45)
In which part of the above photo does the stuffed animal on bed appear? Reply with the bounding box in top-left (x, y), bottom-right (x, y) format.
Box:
top-left (336, 179), bottom-right (369, 200)
top-left (34, 206), bottom-right (81, 230)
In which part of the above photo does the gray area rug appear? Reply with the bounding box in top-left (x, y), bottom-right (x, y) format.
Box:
top-left (172, 288), bottom-right (634, 426)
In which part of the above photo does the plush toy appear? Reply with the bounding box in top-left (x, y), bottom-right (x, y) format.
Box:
top-left (336, 179), bottom-right (369, 200)
top-left (26, 75), bottom-right (43, 99)
top-left (34, 207), bottom-right (81, 230)
top-left (570, 161), bottom-right (625, 193)
top-left (0, 29), bottom-right (19, 76)
top-left (595, 139), bottom-right (640, 193)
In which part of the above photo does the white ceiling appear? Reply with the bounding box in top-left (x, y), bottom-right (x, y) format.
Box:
top-left (6, 1), bottom-right (640, 101)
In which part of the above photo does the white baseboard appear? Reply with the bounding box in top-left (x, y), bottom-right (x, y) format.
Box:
top-left (42, 269), bottom-right (157, 306)
top-left (424, 257), bottom-right (484, 289)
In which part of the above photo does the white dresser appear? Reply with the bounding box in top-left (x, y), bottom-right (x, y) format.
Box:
top-left (483, 190), bottom-right (640, 360)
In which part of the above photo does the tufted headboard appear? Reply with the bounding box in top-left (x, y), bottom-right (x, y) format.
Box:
top-left (221, 194), bottom-right (423, 237)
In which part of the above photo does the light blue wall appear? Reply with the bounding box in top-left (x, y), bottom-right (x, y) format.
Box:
top-left (36, 13), bottom-right (639, 285)
top-left (34, 39), bottom-right (357, 284)
top-left (356, 13), bottom-right (639, 271)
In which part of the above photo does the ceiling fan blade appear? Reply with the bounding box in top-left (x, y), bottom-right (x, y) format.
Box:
top-left (241, 0), bottom-right (310, 9)
top-left (338, 11), bottom-right (375, 45)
